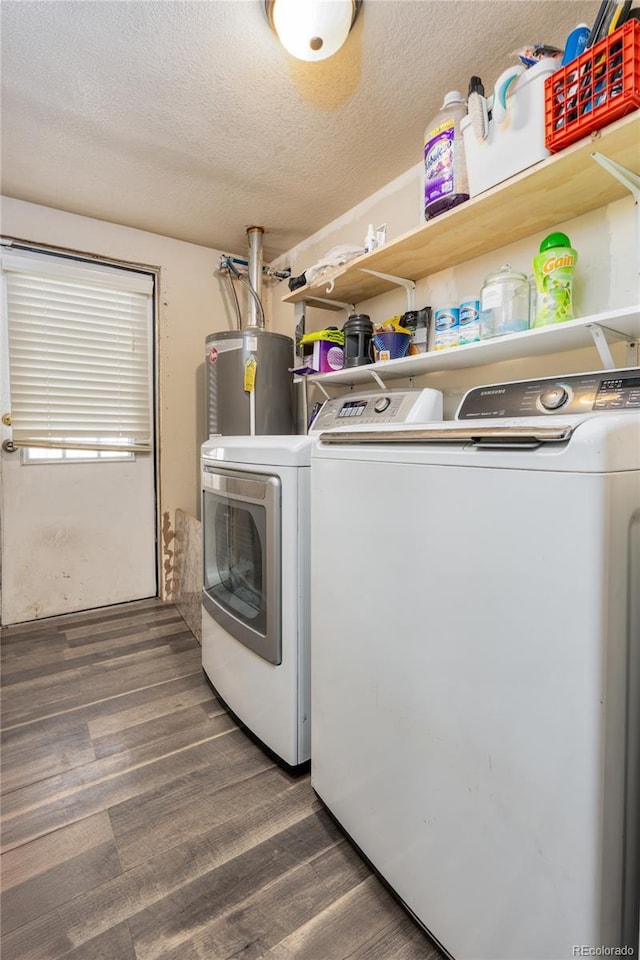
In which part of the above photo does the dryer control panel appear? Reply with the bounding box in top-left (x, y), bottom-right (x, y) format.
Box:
top-left (457, 368), bottom-right (640, 419)
top-left (309, 388), bottom-right (442, 432)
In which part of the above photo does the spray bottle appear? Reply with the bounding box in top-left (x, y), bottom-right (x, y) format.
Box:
top-left (532, 232), bottom-right (578, 327)
top-left (364, 224), bottom-right (378, 254)
top-left (423, 91), bottom-right (470, 221)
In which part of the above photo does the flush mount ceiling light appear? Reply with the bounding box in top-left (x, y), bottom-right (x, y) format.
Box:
top-left (265, 0), bottom-right (362, 62)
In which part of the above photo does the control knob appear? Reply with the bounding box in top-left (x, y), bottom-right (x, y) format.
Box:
top-left (539, 386), bottom-right (569, 411)
top-left (374, 397), bottom-right (391, 413)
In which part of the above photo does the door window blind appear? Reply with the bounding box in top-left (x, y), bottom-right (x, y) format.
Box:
top-left (2, 251), bottom-right (154, 452)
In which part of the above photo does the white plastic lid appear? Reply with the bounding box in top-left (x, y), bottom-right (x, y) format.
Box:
top-left (442, 90), bottom-right (465, 106)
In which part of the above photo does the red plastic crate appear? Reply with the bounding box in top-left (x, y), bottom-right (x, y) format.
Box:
top-left (545, 18), bottom-right (640, 153)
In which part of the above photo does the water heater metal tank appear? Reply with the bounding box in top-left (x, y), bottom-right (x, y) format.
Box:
top-left (206, 328), bottom-right (294, 437)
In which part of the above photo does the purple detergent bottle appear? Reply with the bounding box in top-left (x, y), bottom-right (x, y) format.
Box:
top-left (423, 90), bottom-right (470, 221)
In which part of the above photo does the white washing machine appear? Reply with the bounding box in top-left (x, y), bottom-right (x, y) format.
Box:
top-left (201, 388), bottom-right (443, 773)
top-left (310, 368), bottom-right (640, 958)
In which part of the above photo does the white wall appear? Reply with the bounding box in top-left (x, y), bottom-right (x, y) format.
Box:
top-left (2, 160), bottom-right (637, 596)
top-left (1, 195), bottom-right (240, 599)
top-left (268, 166), bottom-right (638, 416)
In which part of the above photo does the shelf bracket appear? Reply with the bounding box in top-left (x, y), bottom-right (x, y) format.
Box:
top-left (591, 152), bottom-right (640, 202)
top-left (591, 153), bottom-right (640, 273)
top-left (294, 301), bottom-right (306, 360)
top-left (359, 269), bottom-right (416, 311)
top-left (311, 380), bottom-right (332, 400)
top-left (297, 295), bottom-right (355, 313)
top-left (585, 322), bottom-right (618, 369)
top-left (319, 294), bottom-right (356, 310)
top-left (367, 368), bottom-right (387, 390)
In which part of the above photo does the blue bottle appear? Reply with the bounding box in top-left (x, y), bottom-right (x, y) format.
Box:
top-left (561, 23), bottom-right (590, 66)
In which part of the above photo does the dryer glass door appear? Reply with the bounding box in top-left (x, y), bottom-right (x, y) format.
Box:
top-left (202, 467), bottom-right (281, 664)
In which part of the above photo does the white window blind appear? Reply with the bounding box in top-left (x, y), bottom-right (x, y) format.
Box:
top-left (2, 251), bottom-right (154, 453)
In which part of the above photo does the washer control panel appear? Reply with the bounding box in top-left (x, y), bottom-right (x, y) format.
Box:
top-left (458, 369), bottom-right (640, 419)
top-left (309, 388), bottom-right (442, 432)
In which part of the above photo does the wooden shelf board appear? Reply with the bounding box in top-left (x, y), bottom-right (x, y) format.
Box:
top-left (283, 112), bottom-right (640, 308)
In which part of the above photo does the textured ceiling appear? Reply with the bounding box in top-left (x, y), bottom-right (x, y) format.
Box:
top-left (1, 0), bottom-right (601, 260)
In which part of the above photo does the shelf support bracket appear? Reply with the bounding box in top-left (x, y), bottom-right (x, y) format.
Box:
top-left (359, 269), bottom-right (416, 311)
top-left (591, 153), bottom-right (640, 274)
top-left (367, 368), bottom-right (387, 390)
top-left (319, 295), bottom-right (356, 310)
top-left (297, 296), bottom-right (355, 313)
top-left (312, 380), bottom-right (332, 400)
top-left (591, 152), bottom-right (640, 202)
top-left (294, 301), bottom-right (306, 359)
top-left (585, 322), bottom-right (617, 369)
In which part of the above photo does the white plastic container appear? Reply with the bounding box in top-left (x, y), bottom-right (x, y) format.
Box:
top-left (460, 58), bottom-right (559, 198)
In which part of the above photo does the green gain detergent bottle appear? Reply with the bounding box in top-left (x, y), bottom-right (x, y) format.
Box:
top-left (532, 232), bottom-right (578, 327)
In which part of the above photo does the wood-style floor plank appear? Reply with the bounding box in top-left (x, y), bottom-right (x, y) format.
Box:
top-left (86, 676), bottom-right (214, 739)
top-left (126, 811), bottom-right (342, 960)
top-left (0, 671), bottom-right (212, 795)
top-left (1, 811), bottom-right (122, 934)
top-left (0, 714), bottom-right (96, 796)
top-left (110, 763), bottom-right (293, 871)
top-left (0, 645), bottom-right (202, 728)
top-left (0, 600), bottom-right (443, 960)
top-left (55, 922), bottom-right (138, 960)
top-left (0, 911), bottom-right (75, 960)
top-left (151, 835), bottom-right (374, 960)
top-left (56, 777), bottom-right (320, 949)
top-left (1, 714), bottom-right (238, 852)
top-left (268, 875), bottom-right (419, 960)
top-left (90, 699), bottom-right (226, 758)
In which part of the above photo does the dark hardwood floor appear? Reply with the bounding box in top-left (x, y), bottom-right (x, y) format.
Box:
top-left (1, 599), bottom-right (443, 960)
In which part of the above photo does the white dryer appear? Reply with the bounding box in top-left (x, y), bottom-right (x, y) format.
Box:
top-left (310, 368), bottom-right (640, 957)
top-left (201, 388), bottom-right (443, 772)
